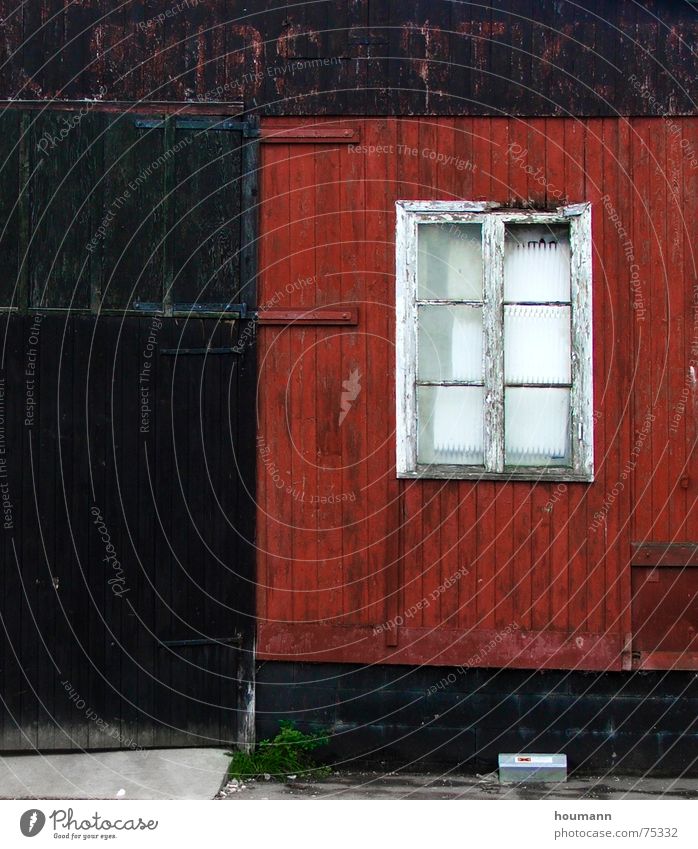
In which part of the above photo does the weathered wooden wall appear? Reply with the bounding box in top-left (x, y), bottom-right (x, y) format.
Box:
top-left (255, 115), bottom-right (698, 671)
top-left (0, 1), bottom-right (696, 115)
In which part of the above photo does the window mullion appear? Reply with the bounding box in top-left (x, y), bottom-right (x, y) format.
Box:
top-left (483, 215), bottom-right (504, 472)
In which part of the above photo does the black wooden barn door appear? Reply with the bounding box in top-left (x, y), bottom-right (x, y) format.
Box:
top-left (0, 111), bottom-right (258, 750)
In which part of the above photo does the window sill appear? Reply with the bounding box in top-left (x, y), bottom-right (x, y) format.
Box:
top-left (398, 465), bottom-right (594, 483)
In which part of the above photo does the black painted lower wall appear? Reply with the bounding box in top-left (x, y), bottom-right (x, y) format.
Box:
top-left (256, 662), bottom-right (698, 775)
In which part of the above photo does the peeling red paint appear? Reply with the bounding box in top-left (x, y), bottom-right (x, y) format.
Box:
top-left (399, 21), bottom-right (450, 108)
top-left (540, 32), bottom-right (564, 64)
top-left (454, 20), bottom-right (506, 90)
top-left (229, 23), bottom-right (263, 96)
top-left (456, 21), bottom-right (506, 37)
top-left (276, 23), bottom-right (321, 59)
top-left (195, 30), bottom-right (206, 94)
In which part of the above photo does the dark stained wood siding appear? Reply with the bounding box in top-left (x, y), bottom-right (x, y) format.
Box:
top-left (255, 115), bottom-right (698, 671)
top-left (101, 115), bottom-right (168, 309)
top-left (170, 124), bottom-right (243, 304)
top-left (26, 111), bottom-right (104, 310)
top-left (0, 110), bottom-right (259, 749)
top-left (0, 1), bottom-right (696, 116)
top-left (0, 109), bottom-right (246, 312)
top-left (0, 314), bottom-right (256, 750)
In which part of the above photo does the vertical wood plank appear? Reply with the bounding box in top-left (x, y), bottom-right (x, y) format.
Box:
top-left (162, 117), bottom-right (175, 313)
top-left (288, 137), bottom-right (318, 625)
top-left (0, 110), bottom-right (20, 309)
top-left (511, 484), bottom-right (533, 632)
top-left (632, 119), bottom-right (654, 542)
top-left (682, 118), bottom-right (698, 541)
top-left (384, 180), bottom-right (403, 642)
top-left (396, 118), bottom-right (423, 635)
top-left (585, 118), bottom-right (610, 636)
top-left (339, 122), bottom-right (369, 626)
top-left (666, 120), bottom-right (687, 541)
top-left (494, 476), bottom-right (515, 629)
top-left (530, 482), bottom-right (553, 631)
top-left (435, 117), bottom-right (462, 630)
top-left (170, 126), bottom-right (242, 305)
top-left (473, 130), bottom-right (497, 631)
top-left (314, 139), bottom-right (344, 623)
top-left (609, 116), bottom-right (634, 641)
top-left (650, 120), bottom-right (670, 541)
top-left (3, 317), bottom-right (27, 749)
top-left (455, 117), bottom-right (480, 630)
top-left (417, 117), bottom-right (443, 630)
top-left (259, 142), bottom-right (293, 625)
top-left (102, 116), bottom-right (164, 310)
top-left (27, 112), bottom-right (102, 310)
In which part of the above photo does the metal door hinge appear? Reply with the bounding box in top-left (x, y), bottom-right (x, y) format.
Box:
top-left (134, 117), bottom-right (260, 137)
top-left (160, 635), bottom-right (243, 648)
top-left (133, 301), bottom-right (252, 318)
top-left (160, 347), bottom-right (242, 356)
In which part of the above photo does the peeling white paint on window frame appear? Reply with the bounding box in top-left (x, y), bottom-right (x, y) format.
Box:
top-left (395, 200), bottom-right (594, 483)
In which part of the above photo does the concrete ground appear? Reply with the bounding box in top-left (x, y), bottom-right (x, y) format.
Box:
top-left (2, 750), bottom-right (698, 800)
top-left (0, 748), bottom-right (230, 800)
top-left (217, 770), bottom-right (698, 801)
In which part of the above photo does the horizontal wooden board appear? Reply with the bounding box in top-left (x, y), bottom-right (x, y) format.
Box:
top-left (260, 128), bottom-right (361, 143)
top-left (257, 623), bottom-right (623, 670)
top-left (634, 651), bottom-right (698, 671)
top-left (631, 543), bottom-right (698, 567)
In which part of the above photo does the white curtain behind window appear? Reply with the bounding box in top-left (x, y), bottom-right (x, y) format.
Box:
top-left (504, 305), bottom-right (571, 385)
top-left (503, 233), bottom-right (572, 465)
top-left (504, 237), bottom-right (570, 302)
top-left (433, 387), bottom-right (483, 461)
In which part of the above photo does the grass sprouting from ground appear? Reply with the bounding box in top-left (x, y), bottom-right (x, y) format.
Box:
top-left (228, 721), bottom-right (332, 780)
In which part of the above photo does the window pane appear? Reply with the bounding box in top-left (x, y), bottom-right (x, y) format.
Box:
top-left (504, 223), bottom-right (570, 302)
top-left (505, 387), bottom-right (570, 466)
top-left (418, 305), bottom-right (483, 382)
top-left (418, 223), bottom-right (483, 300)
top-left (418, 385), bottom-right (484, 465)
top-left (504, 305), bottom-right (571, 385)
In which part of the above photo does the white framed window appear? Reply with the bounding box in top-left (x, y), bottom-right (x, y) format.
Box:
top-left (395, 201), bottom-right (593, 481)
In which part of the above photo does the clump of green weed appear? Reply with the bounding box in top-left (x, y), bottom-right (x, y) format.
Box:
top-left (228, 721), bottom-right (331, 780)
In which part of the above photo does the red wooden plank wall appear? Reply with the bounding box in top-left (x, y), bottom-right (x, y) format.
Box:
top-left (255, 117), bottom-right (698, 671)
